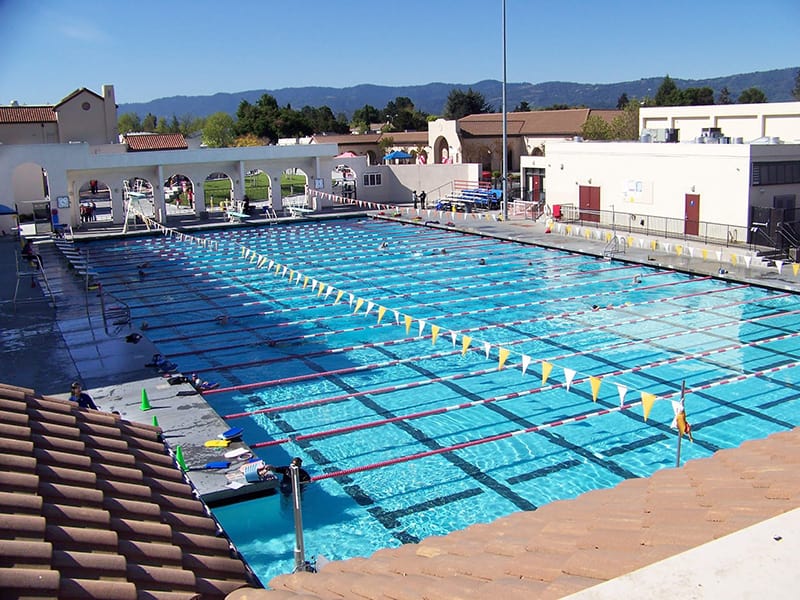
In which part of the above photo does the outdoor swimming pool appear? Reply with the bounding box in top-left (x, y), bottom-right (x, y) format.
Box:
top-left (84, 217), bottom-right (800, 585)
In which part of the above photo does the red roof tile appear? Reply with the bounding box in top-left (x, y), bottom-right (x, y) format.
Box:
top-left (458, 108), bottom-right (622, 137)
top-left (234, 426), bottom-right (800, 600)
top-left (125, 133), bottom-right (188, 152)
top-left (0, 106), bottom-right (57, 124)
top-left (0, 383), bottom-right (256, 599)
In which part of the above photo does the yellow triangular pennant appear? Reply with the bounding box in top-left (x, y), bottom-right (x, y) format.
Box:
top-left (541, 361), bottom-right (552, 386)
top-left (430, 324), bottom-right (440, 345)
top-left (354, 298), bottom-right (364, 314)
top-left (461, 335), bottom-right (472, 356)
top-left (377, 306), bottom-right (386, 324)
top-left (498, 347), bottom-right (510, 370)
top-left (404, 315), bottom-right (412, 334)
top-left (589, 376), bottom-right (601, 402)
top-left (641, 392), bottom-right (657, 421)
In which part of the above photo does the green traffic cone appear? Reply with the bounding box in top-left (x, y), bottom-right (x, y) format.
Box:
top-left (140, 388), bottom-right (151, 411)
top-left (152, 414), bottom-right (159, 428)
top-left (175, 445), bottom-right (188, 472)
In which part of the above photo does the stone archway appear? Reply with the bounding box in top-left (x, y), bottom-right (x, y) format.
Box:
top-left (165, 173), bottom-right (196, 214)
top-left (434, 136), bottom-right (452, 164)
top-left (204, 172), bottom-right (233, 212)
top-left (77, 178), bottom-right (113, 223)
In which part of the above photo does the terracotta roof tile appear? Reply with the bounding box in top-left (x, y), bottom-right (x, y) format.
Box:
top-left (0, 106), bottom-right (57, 124)
top-left (249, 426), bottom-right (800, 600)
top-left (0, 383), bottom-right (255, 599)
top-left (124, 133), bottom-right (188, 151)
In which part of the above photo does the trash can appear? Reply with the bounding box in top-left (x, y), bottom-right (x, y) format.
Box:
top-left (552, 204), bottom-right (562, 219)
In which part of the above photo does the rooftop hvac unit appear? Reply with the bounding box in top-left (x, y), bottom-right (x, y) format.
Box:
top-left (666, 128), bottom-right (679, 143)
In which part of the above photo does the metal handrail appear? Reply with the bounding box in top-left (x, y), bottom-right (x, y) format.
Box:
top-left (557, 205), bottom-right (751, 249)
top-left (13, 251), bottom-right (55, 310)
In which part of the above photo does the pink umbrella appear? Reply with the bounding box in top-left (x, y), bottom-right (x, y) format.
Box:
top-left (335, 151), bottom-right (358, 158)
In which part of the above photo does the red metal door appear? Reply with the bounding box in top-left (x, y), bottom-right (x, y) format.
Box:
top-left (579, 186), bottom-right (600, 223)
top-left (685, 194), bottom-right (700, 236)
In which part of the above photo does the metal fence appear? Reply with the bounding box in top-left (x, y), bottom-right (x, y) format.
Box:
top-left (555, 204), bottom-right (751, 249)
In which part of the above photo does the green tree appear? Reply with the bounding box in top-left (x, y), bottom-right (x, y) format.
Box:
top-left (514, 100), bottom-right (531, 112)
top-left (117, 112), bottom-right (141, 134)
top-left (443, 88), bottom-right (492, 120)
top-left (616, 93), bottom-right (630, 109)
top-left (737, 87), bottom-right (768, 103)
top-left (234, 133), bottom-right (263, 147)
top-left (580, 114), bottom-right (612, 140)
top-left (382, 97), bottom-right (428, 131)
top-left (202, 112), bottom-right (236, 147)
top-left (156, 117), bottom-right (169, 133)
top-left (681, 87), bottom-right (715, 105)
top-left (235, 94), bottom-right (280, 141)
top-left (351, 104), bottom-right (381, 132)
top-left (610, 101), bottom-right (640, 140)
top-left (718, 86), bottom-right (733, 105)
top-left (654, 75), bottom-right (682, 106)
top-left (142, 112), bottom-right (157, 132)
top-left (792, 69), bottom-right (800, 100)
top-left (377, 135), bottom-right (395, 157)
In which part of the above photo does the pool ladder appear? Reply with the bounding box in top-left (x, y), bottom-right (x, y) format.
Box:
top-left (603, 234), bottom-right (626, 258)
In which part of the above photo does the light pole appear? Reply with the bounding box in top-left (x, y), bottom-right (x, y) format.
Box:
top-left (501, 0), bottom-right (508, 220)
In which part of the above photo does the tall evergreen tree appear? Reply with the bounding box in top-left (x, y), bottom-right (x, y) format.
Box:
top-left (792, 69), bottom-right (800, 101)
top-left (654, 75), bottom-right (681, 106)
top-left (443, 88), bottom-right (492, 120)
top-left (737, 87), bottom-right (768, 104)
top-left (717, 86), bottom-right (732, 105)
top-left (616, 93), bottom-right (630, 109)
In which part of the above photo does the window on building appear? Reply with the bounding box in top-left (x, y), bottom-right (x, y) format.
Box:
top-left (363, 173), bottom-right (382, 187)
top-left (752, 161), bottom-right (800, 186)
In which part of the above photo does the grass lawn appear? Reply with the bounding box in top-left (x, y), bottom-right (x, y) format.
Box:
top-left (200, 172), bottom-right (307, 205)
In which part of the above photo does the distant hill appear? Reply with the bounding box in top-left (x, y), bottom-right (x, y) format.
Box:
top-left (118, 67), bottom-right (798, 120)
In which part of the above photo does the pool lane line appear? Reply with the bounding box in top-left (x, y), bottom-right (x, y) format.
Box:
top-left (227, 315), bottom-right (800, 429)
top-left (95, 237), bottom-right (581, 298)
top-left (148, 277), bottom-right (732, 357)
top-left (173, 289), bottom-right (792, 380)
top-left (129, 259), bottom-right (674, 333)
top-left (152, 280), bottom-right (750, 359)
top-left (193, 291), bottom-right (793, 380)
top-left (211, 301), bottom-right (800, 400)
top-left (141, 263), bottom-right (652, 340)
top-left (296, 354), bottom-right (800, 481)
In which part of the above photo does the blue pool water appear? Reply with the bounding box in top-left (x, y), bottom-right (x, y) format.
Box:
top-left (84, 218), bottom-right (800, 584)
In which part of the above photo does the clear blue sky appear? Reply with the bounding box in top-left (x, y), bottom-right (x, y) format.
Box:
top-left (1, 0), bottom-right (797, 105)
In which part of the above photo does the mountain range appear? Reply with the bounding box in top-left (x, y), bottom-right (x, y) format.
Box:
top-left (118, 67), bottom-right (798, 120)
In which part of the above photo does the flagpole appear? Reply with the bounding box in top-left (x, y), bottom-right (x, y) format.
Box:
top-left (675, 379), bottom-right (685, 467)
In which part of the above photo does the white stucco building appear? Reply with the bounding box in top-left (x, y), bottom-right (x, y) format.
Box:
top-left (520, 102), bottom-right (800, 250)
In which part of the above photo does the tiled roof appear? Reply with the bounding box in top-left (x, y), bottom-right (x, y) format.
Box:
top-left (0, 106), bottom-right (57, 124)
top-left (125, 133), bottom-right (188, 152)
top-left (312, 133), bottom-right (381, 144)
top-left (0, 382), bottom-right (256, 600)
top-left (238, 427), bottom-right (800, 600)
top-left (458, 108), bottom-right (621, 137)
top-left (382, 131), bottom-right (428, 145)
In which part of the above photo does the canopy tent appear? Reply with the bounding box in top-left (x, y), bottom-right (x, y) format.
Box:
top-left (383, 150), bottom-right (413, 161)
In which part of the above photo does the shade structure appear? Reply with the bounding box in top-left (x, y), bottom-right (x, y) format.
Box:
top-left (383, 150), bottom-right (413, 160)
top-left (0, 204), bottom-right (17, 215)
top-left (335, 151), bottom-right (358, 158)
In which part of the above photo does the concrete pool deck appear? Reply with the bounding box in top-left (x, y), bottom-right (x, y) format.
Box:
top-left (2, 208), bottom-right (799, 598)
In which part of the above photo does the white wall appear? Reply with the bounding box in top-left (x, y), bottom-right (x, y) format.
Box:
top-left (641, 102), bottom-right (800, 143)
top-left (525, 141), bottom-right (755, 227)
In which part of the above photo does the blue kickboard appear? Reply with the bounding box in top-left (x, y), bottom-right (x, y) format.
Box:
top-left (221, 427), bottom-right (244, 440)
top-left (205, 461), bottom-right (230, 469)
